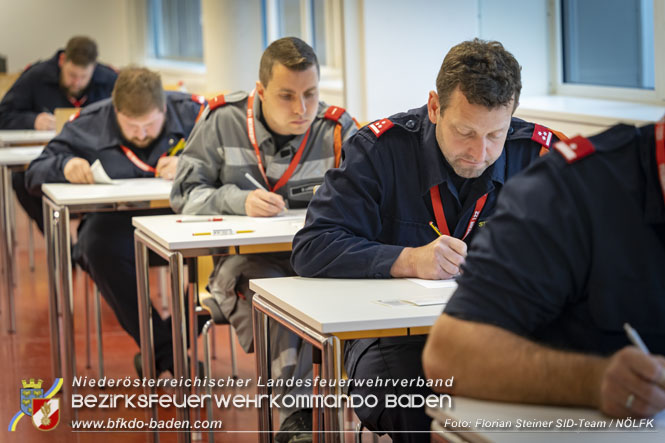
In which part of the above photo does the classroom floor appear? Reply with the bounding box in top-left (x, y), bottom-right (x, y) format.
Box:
top-left (0, 200), bottom-right (381, 443)
top-left (0, 201), bottom-right (261, 443)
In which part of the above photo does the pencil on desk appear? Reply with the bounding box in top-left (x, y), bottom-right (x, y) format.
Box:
top-left (177, 217), bottom-right (223, 223)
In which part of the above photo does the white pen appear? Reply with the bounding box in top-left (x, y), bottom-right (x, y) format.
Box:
top-left (244, 172), bottom-right (268, 191)
top-left (623, 323), bottom-right (651, 354)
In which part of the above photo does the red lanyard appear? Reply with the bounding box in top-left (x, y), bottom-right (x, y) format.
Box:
top-left (68, 95), bottom-right (87, 107)
top-left (430, 184), bottom-right (488, 240)
top-left (656, 117), bottom-right (665, 206)
top-left (120, 145), bottom-right (165, 175)
top-left (246, 89), bottom-right (311, 192)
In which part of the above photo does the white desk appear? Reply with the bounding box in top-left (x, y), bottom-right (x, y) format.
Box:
top-left (427, 397), bottom-right (665, 443)
top-left (0, 129), bottom-right (55, 146)
top-left (41, 178), bottom-right (173, 421)
top-left (0, 146), bottom-right (44, 333)
top-left (131, 210), bottom-right (306, 443)
top-left (249, 276), bottom-right (456, 443)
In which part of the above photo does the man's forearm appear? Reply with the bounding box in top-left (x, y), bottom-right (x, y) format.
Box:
top-left (423, 314), bottom-right (608, 408)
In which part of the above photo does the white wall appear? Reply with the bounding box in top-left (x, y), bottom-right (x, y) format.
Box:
top-left (354, 0), bottom-right (479, 121)
top-left (478, 0), bottom-right (551, 98)
top-left (0, 0), bottom-right (132, 72)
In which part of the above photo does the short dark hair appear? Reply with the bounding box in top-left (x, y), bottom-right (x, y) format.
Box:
top-left (112, 67), bottom-right (165, 117)
top-left (259, 37), bottom-right (319, 86)
top-left (64, 36), bottom-right (98, 67)
top-left (436, 38), bottom-right (521, 112)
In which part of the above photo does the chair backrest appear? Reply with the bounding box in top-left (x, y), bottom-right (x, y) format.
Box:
top-left (198, 255), bottom-right (215, 296)
top-left (54, 107), bottom-right (79, 133)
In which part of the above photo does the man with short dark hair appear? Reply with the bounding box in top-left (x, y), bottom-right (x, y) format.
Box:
top-left (0, 35), bottom-right (116, 130)
top-left (26, 67), bottom-right (205, 376)
top-left (1, 36), bottom-right (117, 232)
top-left (290, 39), bottom-right (559, 441)
top-left (171, 37), bottom-right (358, 439)
top-left (423, 123), bottom-right (665, 419)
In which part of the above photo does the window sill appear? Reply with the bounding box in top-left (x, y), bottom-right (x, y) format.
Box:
top-left (516, 95), bottom-right (665, 127)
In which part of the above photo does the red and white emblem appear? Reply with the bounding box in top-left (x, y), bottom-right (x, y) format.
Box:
top-left (532, 124), bottom-right (553, 147)
top-left (31, 398), bottom-right (60, 431)
top-left (368, 118), bottom-right (394, 137)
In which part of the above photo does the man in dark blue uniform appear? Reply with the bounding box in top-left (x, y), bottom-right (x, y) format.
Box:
top-left (423, 124), bottom-right (665, 419)
top-left (26, 67), bottom-right (205, 376)
top-left (291, 39), bottom-right (559, 441)
top-left (1, 36), bottom-right (117, 232)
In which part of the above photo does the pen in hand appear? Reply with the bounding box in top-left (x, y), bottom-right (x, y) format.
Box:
top-left (429, 221), bottom-right (443, 237)
top-left (245, 172), bottom-right (268, 192)
top-left (624, 322), bottom-right (651, 354)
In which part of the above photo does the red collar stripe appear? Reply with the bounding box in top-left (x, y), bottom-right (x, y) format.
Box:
top-left (120, 145), bottom-right (164, 175)
top-left (656, 117), bottom-right (665, 205)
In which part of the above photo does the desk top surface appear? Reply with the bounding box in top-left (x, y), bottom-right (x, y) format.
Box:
top-left (0, 146), bottom-right (43, 165)
top-left (250, 276), bottom-right (455, 333)
top-left (427, 397), bottom-right (665, 442)
top-left (0, 130), bottom-right (55, 145)
top-left (42, 178), bottom-right (172, 205)
top-left (132, 210), bottom-right (307, 251)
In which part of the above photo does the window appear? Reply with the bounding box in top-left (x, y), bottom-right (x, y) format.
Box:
top-left (554, 0), bottom-right (665, 102)
top-left (147, 0), bottom-right (203, 62)
top-left (263, 0), bottom-right (340, 68)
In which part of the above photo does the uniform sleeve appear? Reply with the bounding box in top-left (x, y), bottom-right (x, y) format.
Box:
top-left (291, 132), bottom-right (404, 278)
top-left (170, 111), bottom-right (251, 215)
top-left (444, 156), bottom-right (592, 336)
top-left (0, 71), bottom-right (39, 129)
top-left (25, 135), bottom-right (76, 195)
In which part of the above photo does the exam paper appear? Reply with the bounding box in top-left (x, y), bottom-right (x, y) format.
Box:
top-left (90, 159), bottom-right (114, 184)
top-left (407, 278), bottom-right (457, 289)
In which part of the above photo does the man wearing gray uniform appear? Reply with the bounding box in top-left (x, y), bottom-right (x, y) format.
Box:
top-left (170, 37), bottom-right (357, 440)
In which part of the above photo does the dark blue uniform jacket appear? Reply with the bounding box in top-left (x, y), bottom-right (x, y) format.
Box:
top-left (446, 123), bottom-right (665, 355)
top-left (25, 91), bottom-right (203, 195)
top-left (291, 104), bottom-right (554, 278)
top-left (0, 50), bottom-right (117, 129)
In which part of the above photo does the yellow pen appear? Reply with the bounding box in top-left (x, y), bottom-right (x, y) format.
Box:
top-left (168, 138), bottom-right (186, 156)
top-left (429, 221), bottom-right (442, 237)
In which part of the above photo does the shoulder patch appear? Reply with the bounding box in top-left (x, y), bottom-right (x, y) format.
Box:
top-left (531, 124), bottom-right (553, 147)
top-left (324, 106), bottom-right (346, 122)
top-left (208, 94), bottom-right (227, 111)
top-left (553, 135), bottom-right (595, 164)
top-left (191, 94), bottom-right (206, 105)
top-left (368, 118), bottom-right (394, 138)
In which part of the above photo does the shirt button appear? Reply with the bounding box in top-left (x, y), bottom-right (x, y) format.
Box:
top-left (405, 120), bottom-right (416, 129)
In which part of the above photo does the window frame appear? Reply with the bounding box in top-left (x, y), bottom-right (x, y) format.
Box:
top-left (550, 0), bottom-right (665, 104)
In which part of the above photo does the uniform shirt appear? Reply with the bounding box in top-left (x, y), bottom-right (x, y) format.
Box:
top-left (25, 91), bottom-right (204, 195)
top-left (170, 91), bottom-right (358, 214)
top-left (445, 123), bottom-right (665, 355)
top-left (291, 105), bottom-right (554, 278)
top-left (0, 50), bottom-right (117, 129)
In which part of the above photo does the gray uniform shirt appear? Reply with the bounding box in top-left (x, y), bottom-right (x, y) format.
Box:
top-left (170, 90), bottom-right (357, 214)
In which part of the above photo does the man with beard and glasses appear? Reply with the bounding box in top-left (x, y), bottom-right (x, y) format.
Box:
top-left (0, 36), bottom-right (117, 232)
top-left (26, 66), bottom-right (205, 377)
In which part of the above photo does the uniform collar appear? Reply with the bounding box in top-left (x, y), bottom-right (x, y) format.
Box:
top-left (418, 111), bottom-right (507, 196)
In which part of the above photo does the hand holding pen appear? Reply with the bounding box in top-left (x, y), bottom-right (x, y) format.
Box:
top-left (244, 172), bottom-right (285, 217)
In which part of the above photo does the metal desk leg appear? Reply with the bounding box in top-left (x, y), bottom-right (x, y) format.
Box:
top-left (1, 166), bottom-right (16, 333)
top-left (169, 251), bottom-right (191, 443)
top-left (135, 233), bottom-right (159, 443)
top-left (43, 199), bottom-right (61, 380)
top-left (56, 204), bottom-right (76, 420)
top-left (322, 336), bottom-right (343, 441)
top-left (253, 296), bottom-right (273, 443)
top-left (186, 258), bottom-right (201, 440)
